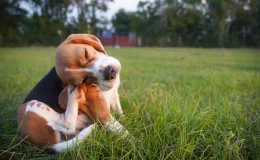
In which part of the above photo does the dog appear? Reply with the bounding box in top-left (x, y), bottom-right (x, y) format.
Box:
top-left (17, 34), bottom-right (129, 153)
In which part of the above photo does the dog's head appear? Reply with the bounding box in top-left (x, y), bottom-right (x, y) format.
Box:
top-left (56, 34), bottom-right (121, 91)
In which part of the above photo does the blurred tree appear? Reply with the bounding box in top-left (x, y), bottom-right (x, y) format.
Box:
top-left (162, 0), bottom-right (204, 46)
top-left (74, 0), bottom-right (113, 34)
top-left (112, 0), bottom-right (260, 47)
top-left (131, 0), bottom-right (162, 45)
top-left (0, 0), bottom-right (27, 46)
top-left (228, 0), bottom-right (260, 47)
top-left (0, 0), bottom-right (259, 47)
top-left (206, 0), bottom-right (237, 47)
top-left (112, 9), bottom-right (133, 33)
top-left (17, 0), bottom-right (113, 46)
top-left (21, 0), bottom-right (72, 45)
top-left (74, 0), bottom-right (89, 33)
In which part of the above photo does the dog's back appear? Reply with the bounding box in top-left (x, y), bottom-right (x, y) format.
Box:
top-left (24, 67), bottom-right (65, 113)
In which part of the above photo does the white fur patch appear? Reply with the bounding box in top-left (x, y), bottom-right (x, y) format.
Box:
top-left (53, 124), bottom-right (96, 153)
top-left (76, 114), bottom-right (93, 132)
top-left (65, 67), bottom-right (92, 73)
top-left (25, 98), bottom-right (78, 134)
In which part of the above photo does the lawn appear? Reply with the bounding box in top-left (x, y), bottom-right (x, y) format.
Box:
top-left (0, 47), bottom-right (259, 159)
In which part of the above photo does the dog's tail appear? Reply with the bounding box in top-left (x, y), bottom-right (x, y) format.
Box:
top-left (46, 124), bottom-right (96, 154)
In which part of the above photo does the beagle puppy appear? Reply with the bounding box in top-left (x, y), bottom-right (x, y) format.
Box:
top-left (17, 34), bottom-right (129, 153)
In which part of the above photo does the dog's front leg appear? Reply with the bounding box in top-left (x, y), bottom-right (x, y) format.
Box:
top-left (108, 77), bottom-right (124, 116)
top-left (53, 85), bottom-right (83, 134)
top-left (86, 89), bottom-right (129, 138)
top-left (104, 116), bottom-right (129, 138)
top-left (110, 91), bottom-right (124, 116)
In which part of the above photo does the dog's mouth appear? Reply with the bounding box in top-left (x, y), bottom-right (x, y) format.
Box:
top-left (82, 77), bottom-right (88, 84)
top-left (82, 76), bottom-right (98, 86)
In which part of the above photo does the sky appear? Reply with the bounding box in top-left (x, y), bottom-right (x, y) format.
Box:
top-left (107, 0), bottom-right (146, 19)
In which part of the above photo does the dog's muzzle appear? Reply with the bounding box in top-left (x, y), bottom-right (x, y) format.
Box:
top-left (95, 56), bottom-right (121, 91)
top-left (104, 65), bottom-right (118, 81)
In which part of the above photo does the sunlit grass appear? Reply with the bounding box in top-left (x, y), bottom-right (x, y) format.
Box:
top-left (0, 47), bottom-right (259, 159)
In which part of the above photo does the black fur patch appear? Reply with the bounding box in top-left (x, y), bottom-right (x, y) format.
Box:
top-left (23, 67), bottom-right (64, 113)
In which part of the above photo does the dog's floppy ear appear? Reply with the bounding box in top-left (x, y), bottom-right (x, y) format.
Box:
top-left (58, 87), bottom-right (68, 110)
top-left (66, 34), bottom-right (107, 55)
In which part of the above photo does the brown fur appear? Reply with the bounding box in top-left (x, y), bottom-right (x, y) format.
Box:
top-left (17, 103), bottom-right (59, 147)
top-left (59, 85), bottom-right (111, 125)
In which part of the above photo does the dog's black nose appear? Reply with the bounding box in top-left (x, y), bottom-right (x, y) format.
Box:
top-left (104, 65), bottom-right (117, 80)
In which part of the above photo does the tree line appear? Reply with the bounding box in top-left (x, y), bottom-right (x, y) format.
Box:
top-left (1, 0), bottom-right (260, 47)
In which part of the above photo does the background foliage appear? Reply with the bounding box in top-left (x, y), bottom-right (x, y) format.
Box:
top-left (1, 0), bottom-right (260, 47)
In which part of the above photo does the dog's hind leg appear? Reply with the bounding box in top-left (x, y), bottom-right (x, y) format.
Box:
top-left (50, 124), bottom-right (96, 153)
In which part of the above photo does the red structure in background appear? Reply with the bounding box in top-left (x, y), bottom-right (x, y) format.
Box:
top-left (98, 35), bottom-right (141, 47)
top-left (97, 30), bottom-right (141, 47)
top-left (113, 35), bottom-right (140, 47)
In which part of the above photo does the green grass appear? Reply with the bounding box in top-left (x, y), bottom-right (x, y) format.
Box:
top-left (0, 47), bottom-right (260, 159)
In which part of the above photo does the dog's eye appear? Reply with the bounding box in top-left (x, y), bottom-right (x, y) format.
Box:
top-left (85, 48), bottom-right (88, 59)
